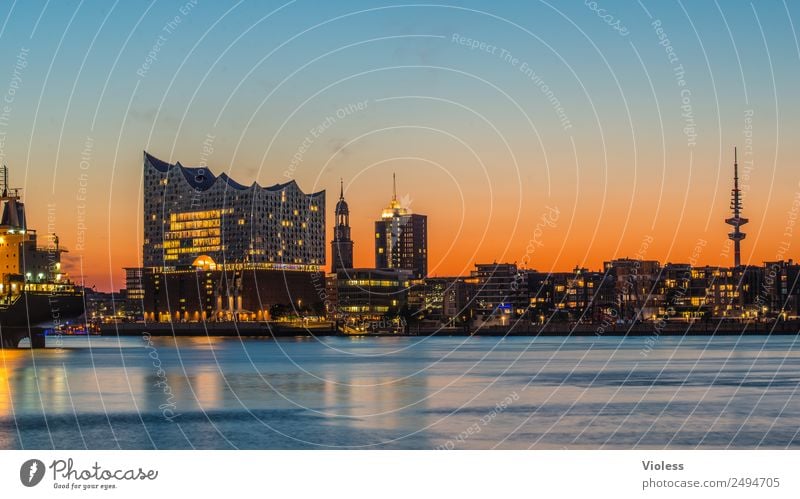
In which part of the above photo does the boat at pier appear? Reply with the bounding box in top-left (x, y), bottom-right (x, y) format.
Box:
top-left (0, 166), bottom-right (84, 348)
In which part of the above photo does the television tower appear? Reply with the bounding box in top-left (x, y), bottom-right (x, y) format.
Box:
top-left (725, 147), bottom-right (748, 268)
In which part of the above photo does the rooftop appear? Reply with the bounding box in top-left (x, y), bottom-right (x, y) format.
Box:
top-left (144, 151), bottom-right (324, 197)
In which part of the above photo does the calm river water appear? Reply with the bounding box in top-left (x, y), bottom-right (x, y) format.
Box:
top-left (1, 334), bottom-right (799, 449)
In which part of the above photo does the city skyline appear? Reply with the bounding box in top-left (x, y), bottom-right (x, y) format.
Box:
top-left (125, 143), bottom-right (800, 327)
top-left (130, 145), bottom-right (788, 276)
top-left (5, 0), bottom-right (800, 461)
top-left (11, 139), bottom-right (800, 291)
top-left (1, 1), bottom-right (799, 291)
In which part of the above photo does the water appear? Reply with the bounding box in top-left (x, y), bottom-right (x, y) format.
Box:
top-left (1, 334), bottom-right (799, 449)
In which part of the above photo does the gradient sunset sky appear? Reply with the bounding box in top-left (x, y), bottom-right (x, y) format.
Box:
top-left (1, 0), bottom-right (799, 291)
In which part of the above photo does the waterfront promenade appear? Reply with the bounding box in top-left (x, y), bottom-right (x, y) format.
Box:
top-left (97, 319), bottom-right (800, 338)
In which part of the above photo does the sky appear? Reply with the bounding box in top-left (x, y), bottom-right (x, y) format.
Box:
top-left (1, 0), bottom-right (799, 291)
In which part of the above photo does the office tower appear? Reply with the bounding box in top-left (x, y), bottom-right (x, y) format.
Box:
top-left (374, 174), bottom-right (427, 279)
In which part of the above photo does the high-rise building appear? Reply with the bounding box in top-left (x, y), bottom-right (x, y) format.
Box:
top-left (374, 174), bottom-right (427, 278)
top-left (331, 179), bottom-right (353, 272)
top-left (143, 152), bottom-right (325, 269)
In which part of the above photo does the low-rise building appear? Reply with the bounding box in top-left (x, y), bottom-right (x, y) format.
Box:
top-left (141, 256), bottom-right (324, 322)
top-left (329, 268), bottom-right (411, 331)
top-left (465, 263), bottom-right (529, 326)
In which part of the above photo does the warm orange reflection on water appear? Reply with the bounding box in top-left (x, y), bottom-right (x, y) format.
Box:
top-left (0, 349), bottom-right (25, 418)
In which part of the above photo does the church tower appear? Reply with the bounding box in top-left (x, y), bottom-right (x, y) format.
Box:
top-left (331, 179), bottom-right (354, 271)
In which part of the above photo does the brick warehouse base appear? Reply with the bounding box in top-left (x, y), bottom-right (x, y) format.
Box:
top-left (142, 267), bottom-right (325, 322)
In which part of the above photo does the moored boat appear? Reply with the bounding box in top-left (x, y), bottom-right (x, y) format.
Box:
top-left (0, 166), bottom-right (84, 348)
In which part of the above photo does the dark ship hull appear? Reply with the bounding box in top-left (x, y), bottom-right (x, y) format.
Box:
top-left (0, 290), bottom-right (84, 348)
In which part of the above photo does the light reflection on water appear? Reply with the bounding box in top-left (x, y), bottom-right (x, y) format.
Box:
top-left (1, 334), bottom-right (799, 449)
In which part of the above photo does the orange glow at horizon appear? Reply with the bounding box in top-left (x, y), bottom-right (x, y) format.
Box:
top-left (15, 137), bottom-right (800, 293)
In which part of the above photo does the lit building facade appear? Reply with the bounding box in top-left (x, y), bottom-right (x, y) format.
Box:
top-left (374, 175), bottom-right (427, 279)
top-left (141, 259), bottom-right (325, 322)
top-left (141, 152), bottom-right (326, 322)
top-left (528, 268), bottom-right (616, 322)
top-left (407, 277), bottom-right (468, 325)
top-left (330, 268), bottom-right (411, 328)
top-left (0, 184), bottom-right (68, 296)
top-left (124, 267), bottom-right (144, 320)
top-left (759, 260), bottom-right (800, 319)
top-left (603, 259), bottom-right (662, 321)
top-left (143, 152), bottom-right (325, 269)
top-left (465, 263), bottom-right (529, 325)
